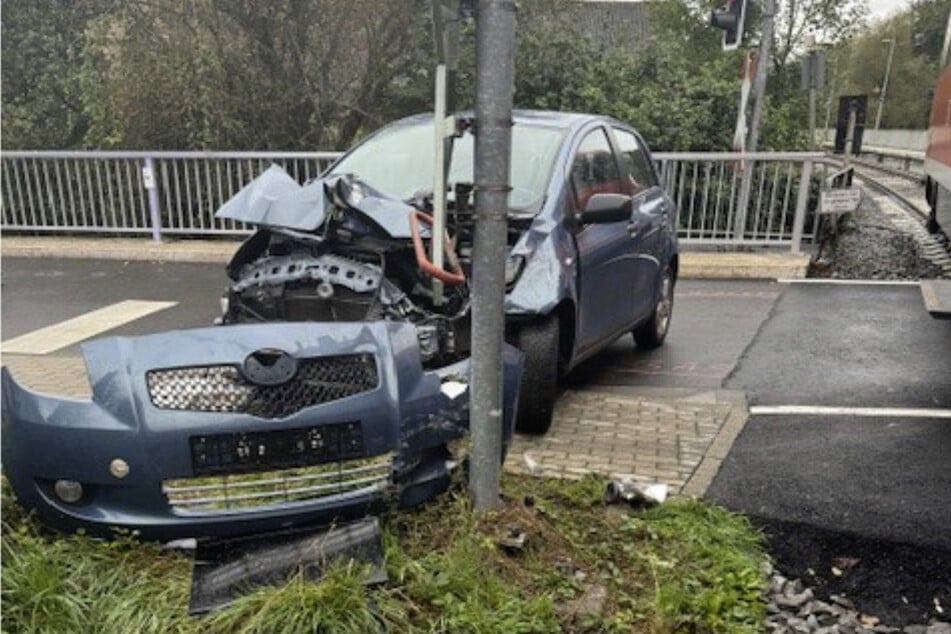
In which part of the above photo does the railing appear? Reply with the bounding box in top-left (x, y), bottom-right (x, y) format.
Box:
top-left (1, 151), bottom-right (342, 238)
top-left (654, 152), bottom-right (824, 251)
top-left (2, 150), bottom-right (823, 251)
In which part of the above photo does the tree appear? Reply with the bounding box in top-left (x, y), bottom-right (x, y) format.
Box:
top-left (830, 1), bottom-right (946, 129)
top-left (78, 0), bottom-right (434, 150)
top-left (911, 0), bottom-right (950, 63)
top-left (1, 0), bottom-right (111, 148)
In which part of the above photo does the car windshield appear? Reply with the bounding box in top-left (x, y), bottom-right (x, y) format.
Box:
top-left (327, 120), bottom-right (565, 215)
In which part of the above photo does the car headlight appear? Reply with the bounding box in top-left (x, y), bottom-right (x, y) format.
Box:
top-left (505, 255), bottom-right (525, 288)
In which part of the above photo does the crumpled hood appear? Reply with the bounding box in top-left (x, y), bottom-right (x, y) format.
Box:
top-left (215, 164), bottom-right (415, 237)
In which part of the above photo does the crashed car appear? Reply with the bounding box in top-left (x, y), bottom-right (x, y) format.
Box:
top-left (2, 109), bottom-right (676, 540)
top-left (1, 163), bottom-right (522, 541)
top-left (324, 111), bottom-right (679, 432)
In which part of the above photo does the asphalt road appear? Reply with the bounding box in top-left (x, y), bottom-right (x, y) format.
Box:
top-left (1, 257), bottom-right (226, 348)
top-left (711, 281), bottom-right (951, 626)
top-left (2, 257), bottom-right (950, 625)
top-left (726, 283), bottom-right (951, 409)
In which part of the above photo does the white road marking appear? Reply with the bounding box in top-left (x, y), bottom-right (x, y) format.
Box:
top-left (750, 405), bottom-right (951, 419)
top-left (1, 300), bottom-right (177, 355)
top-left (776, 279), bottom-right (921, 286)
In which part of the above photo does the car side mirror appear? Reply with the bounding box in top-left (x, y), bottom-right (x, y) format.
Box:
top-left (579, 193), bottom-right (632, 224)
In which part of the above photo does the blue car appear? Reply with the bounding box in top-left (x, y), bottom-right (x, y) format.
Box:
top-left (324, 111), bottom-right (679, 433)
top-left (1, 110), bottom-right (675, 540)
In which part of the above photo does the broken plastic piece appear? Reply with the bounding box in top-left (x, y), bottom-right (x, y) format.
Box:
top-left (604, 479), bottom-right (669, 507)
top-left (440, 380), bottom-right (468, 400)
top-left (498, 527), bottom-right (527, 553)
top-left (188, 517), bottom-right (386, 615)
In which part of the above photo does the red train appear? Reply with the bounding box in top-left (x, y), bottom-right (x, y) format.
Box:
top-left (925, 65), bottom-right (951, 234)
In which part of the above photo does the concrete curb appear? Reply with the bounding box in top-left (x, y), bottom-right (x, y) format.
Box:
top-left (0, 236), bottom-right (812, 280)
top-left (1, 236), bottom-right (240, 264)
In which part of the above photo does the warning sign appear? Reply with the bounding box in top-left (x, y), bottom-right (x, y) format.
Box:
top-left (820, 187), bottom-right (861, 214)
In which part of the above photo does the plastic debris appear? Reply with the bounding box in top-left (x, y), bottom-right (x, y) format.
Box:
top-left (498, 527), bottom-right (527, 553)
top-left (604, 479), bottom-right (668, 507)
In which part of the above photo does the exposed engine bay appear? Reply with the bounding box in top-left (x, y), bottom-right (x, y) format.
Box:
top-left (218, 170), bottom-right (482, 368)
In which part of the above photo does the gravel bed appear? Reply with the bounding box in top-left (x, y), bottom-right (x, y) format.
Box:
top-left (808, 191), bottom-right (945, 280)
top-left (764, 562), bottom-right (950, 634)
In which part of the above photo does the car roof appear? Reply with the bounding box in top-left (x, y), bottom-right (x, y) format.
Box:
top-left (388, 110), bottom-right (620, 132)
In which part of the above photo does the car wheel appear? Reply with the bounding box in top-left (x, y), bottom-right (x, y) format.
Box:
top-left (633, 266), bottom-right (673, 349)
top-left (514, 316), bottom-right (559, 434)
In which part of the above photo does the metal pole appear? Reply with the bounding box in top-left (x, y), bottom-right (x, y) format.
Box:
top-left (734, 0), bottom-right (774, 239)
top-left (941, 8), bottom-right (951, 67)
top-left (469, 0), bottom-right (516, 511)
top-left (809, 85), bottom-right (817, 150)
top-left (143, 157), bottom-right (162, 242)
top-left (874, 38), bottom-right (896, 130)
top-left (823, 55), bottom-right (837, 144)
top-left (805, 37), bottom-right (817, 150)
top-left (790, 160), bottom-right (812, 253)
top-left (431, 64), bottom-right (448, 305)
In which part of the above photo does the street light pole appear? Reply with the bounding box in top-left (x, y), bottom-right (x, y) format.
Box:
top-left (469, 0), bottom-right (516, 511)
top-left (874, 38), bottom-right (896, 130)
top-left (805, 35), bottom-right (817, 150)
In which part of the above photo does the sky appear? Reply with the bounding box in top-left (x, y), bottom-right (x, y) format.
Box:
top-left (867, 0), bottom-right (913, 21)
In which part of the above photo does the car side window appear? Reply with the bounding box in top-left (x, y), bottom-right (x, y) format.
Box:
top-left (612, 128), bottom-right (657, 196)
top-left (570, 128), bottom-right (624, 213)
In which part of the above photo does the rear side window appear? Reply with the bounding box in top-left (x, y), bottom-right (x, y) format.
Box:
top-left (612, 128), bottom-right (657, 195)
top-left (570, 128), bottom-right (624, 212)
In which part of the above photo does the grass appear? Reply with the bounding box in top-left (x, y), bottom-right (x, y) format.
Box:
top-left (1, 474), bottom-right (767, 633)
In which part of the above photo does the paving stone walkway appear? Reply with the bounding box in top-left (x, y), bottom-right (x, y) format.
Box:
top-left (503, 387), bottom-right (748, 496)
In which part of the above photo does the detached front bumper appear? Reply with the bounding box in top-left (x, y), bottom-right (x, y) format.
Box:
top-left (1, 321), bottom-right (521, 540)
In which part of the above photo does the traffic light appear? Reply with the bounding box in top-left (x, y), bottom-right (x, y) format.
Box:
top-left (710, 0), bottom-right (747, 51)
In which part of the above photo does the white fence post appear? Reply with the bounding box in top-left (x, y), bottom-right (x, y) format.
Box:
top-left (791, 160), bottom-right (812, 253)
top-left (142, 157), bottom-right (162, 242)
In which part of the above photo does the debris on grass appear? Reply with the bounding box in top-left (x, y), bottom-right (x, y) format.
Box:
top-left (2, 474), bottom-right (768, 633)
top-left (604, 479), bottom-right (669, 507)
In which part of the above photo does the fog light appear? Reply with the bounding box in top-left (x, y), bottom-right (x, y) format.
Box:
top-left (110, 458), bottom-right (130, 479)
top-left (53, 480), bottom-right (84, 504)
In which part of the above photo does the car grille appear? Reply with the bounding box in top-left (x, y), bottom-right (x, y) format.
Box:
top-left (162, 452), bottom-right (393, 515)
top-left (146, 354), bottom-right (378, 419)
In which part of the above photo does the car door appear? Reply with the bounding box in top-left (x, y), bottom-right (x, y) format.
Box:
top-left (571, 126), bottom-right (639, 353)
top-left (610, 126), bottom-right (669, 324)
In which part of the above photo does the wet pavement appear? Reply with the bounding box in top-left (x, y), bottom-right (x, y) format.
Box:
top-left (2, 255), bottom-right (950, 626)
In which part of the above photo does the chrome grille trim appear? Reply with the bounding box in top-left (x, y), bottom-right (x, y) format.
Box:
top-left (163, 453), bottom-right (392, 515)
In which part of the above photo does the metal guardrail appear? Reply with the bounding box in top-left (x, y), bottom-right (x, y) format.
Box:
top-left (654, 151), bottom-right (823, 251)
top-left (2, 150), bottom-right (822, 251)
top-left (820, 143), bottom-right (925, 175)
top-left (1, 151), bottom-right (342, 238)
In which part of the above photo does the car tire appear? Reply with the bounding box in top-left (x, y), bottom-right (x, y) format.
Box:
top-left (514, 316), bottom-right (559, 434)
top-left (633, 266), bottom-right (674, 349)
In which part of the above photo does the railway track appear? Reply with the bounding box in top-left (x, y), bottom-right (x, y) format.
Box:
top-left (829, 152), bottom-right (951, 279)
top-left (845, 155), bottom-right (929, 217)
top-left (824, 154), bottom-right (951, 279)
